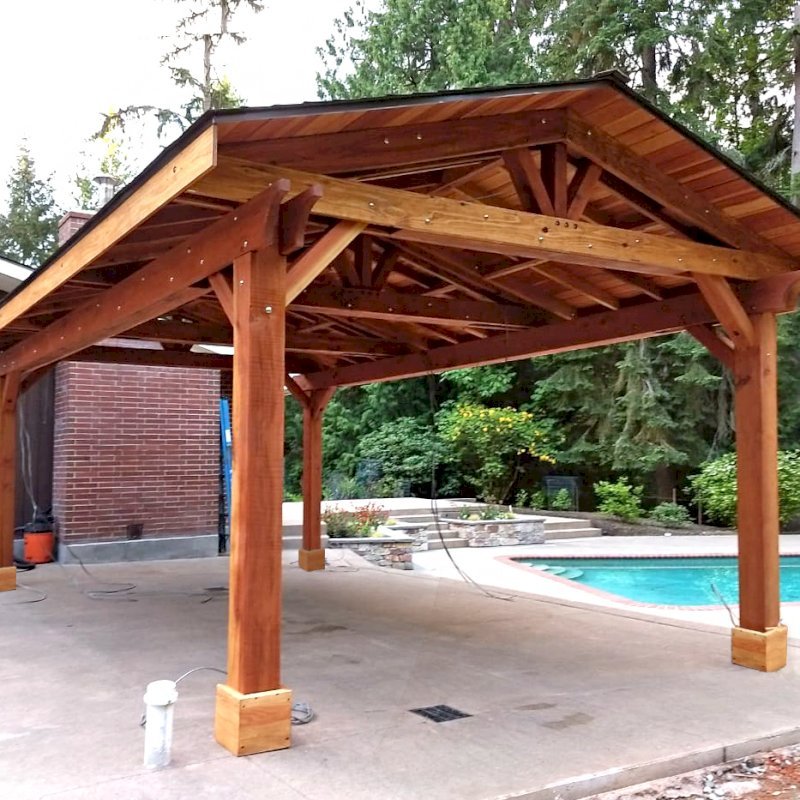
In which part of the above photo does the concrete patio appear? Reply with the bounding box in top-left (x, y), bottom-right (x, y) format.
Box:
top-left (2, 551), bottom-right (800, 800)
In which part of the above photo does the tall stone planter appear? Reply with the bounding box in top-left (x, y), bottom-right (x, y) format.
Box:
top-left (449, 515), bottom-right (545, 547)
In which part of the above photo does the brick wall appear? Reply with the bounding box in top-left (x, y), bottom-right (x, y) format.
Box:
top-left (53, 362), bottom-right (220, 542)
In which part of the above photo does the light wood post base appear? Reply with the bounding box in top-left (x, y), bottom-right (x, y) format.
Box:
top-left (731, 625), bottom-right (787, 672)
top-left (298, 548), bottom-right (325, 572)
top-left (214, 684), bottom-right (292, 756)
top-left (0, 565), bottom-right (15, 592)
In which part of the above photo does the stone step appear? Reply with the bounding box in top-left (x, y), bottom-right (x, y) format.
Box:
top-left (544, 527), bottom-right (602, 540)
top-left (426, 537), bottom-right (469, 551)
top-left (541, 519), bottom-right (595, 532)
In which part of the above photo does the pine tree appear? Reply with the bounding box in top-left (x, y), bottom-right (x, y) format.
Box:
top-left (99, 0), bottom-right (260, 139)
top-left (0, 144), bottom-right (60, 267)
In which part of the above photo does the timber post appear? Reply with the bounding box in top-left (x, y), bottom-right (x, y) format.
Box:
top-left (731, 312), bottom-right (787, 671)
top-left (214, 240), bottom-right (293, 756)
top-left (0, 373), bottom-right (19, 592)
top-left (299, 387), bottom-right (334, 571)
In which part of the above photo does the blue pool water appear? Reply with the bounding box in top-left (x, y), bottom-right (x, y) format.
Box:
top-left (516, 556), bottom-right (800, 606)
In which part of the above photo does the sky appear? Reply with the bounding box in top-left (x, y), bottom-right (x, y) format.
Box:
top-left (0, 0), bottom-right (361, 211)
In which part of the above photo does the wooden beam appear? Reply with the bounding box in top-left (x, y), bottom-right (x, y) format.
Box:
top-left (300, 387), bottom-right (335, 571)
top-left (209, 272), bottom-right (234, 323)
top-left (502, 148), bottom-right (555, 215)
top-left (530, 264), bottom-right (620, 310)
top-left (303, 292), bottom-right (718, 389)
top-left (396, 243), bottom-right (547, 309)
top-left (0, 182), bottom-right (289, 376)
top-left (0, 126), bottom-right (217, 332)
top-left (693, 273), bottom-right (755, 347)
top-left (567, 160), bottom-right (604, 220)
top-left (688, 324), bottom-right (734, 369)
top-left (740, 271), bottom-right (800, 315)
top-left (540, 143), bottom-right (569, 217)
top-left (280, 184), bottom-right (322, 255)
top-left (733, 313), bottom-right (782, 651)
top-left (284, 374), bottom-right (309, 407)
top-left (226, 245), bottom-right (286, 694)
top-left (285, 221), bottom-right (365, 304)
top-left (355, 235), bottom-right (373, 287)
top-left (606, 269), bottom-right (664, 300)
top-left (0, 373), bottom-right (19, 589)
top-left (219, 110), bottom-right (567, 174)
top-left (288, 332), bottom-right (408, 356)
top-left (598, 171), bottom-right (697, 238)
top-left (292, 287), bottom-right (542, 328)
top-left (487, 273), bottom-right (576, 320)
top-left (565, 109), bottom-right (787, 256)
top-left (199, 159), bottom-right (797, 280)
top-left (372, 247), bottom-right (400, 290)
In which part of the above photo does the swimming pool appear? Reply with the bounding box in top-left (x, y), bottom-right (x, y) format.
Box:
top-left (515, 556), bottom-right (800, 606)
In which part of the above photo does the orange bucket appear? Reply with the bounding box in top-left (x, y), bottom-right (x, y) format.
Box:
top-left (23, 531), bottom-right (54, 564)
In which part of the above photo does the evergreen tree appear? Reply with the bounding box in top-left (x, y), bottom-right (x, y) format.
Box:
top-left (0, 144), bottom-right (59, 267)
top-left (99, 0), bottom-right (259, 138)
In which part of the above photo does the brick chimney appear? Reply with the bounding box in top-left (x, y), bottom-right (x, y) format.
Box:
top-left (57, 211), bottom-right (93, 246)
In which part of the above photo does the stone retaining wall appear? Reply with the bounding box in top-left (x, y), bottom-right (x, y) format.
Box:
top-left (449, 516), bottom-right (545, 547)
top-left (327, 536), bottom-right (415, 569)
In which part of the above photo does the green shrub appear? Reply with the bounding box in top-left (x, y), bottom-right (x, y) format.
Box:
top-left (593, 478), bottom-right (644, 521)
top-left (689, 451), bottom-right (800, 527)
top-left (649, 502), bottom-right (691, 527)
top-left (550, 488), bottom-right (573, 511)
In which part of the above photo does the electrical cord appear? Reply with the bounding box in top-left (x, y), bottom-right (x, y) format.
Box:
top-left (0, 581), bottom-right (48, 604)
top-left (61, 544), bottom-right (216, 603)
top-left (426, 374), bottom-right (515, 602)
top-left (138, 666), bottom-right (315, 727)
top-left (710, 581), bottom-right (739, 627)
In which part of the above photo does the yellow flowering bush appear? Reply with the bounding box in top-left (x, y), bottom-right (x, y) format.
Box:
top-left (438, 402), bottom-right (558, 503)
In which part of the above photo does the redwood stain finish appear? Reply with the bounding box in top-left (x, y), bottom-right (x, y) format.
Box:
top-left (734, 313), bottom-right (781, 632)
top-left (226, 246), bottom-right (287, 694)
top-left (301, 388), bottom-right (334, 562)
top-left (0, 373), bottom-right (19, 577)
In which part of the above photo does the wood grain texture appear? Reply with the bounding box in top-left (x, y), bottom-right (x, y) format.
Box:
top-left (0, 374), bottom-right (19, 573)
top-left (298, 548), bottom-right (326, 572)
top-left (0, 183), bottom-right (289, 376)
top-left (0, 126), bottom-right (217, 332)
top-left (733, 313), bottom-right (780, 633)
top-left (565, 110), bottom-right (787, 256)
top-left (0, 565), bottom-right (14, 592)
top-left (293, 286), bottom-right (542, 328)
top-left (214, 684), bottom-right (292, 756)
top-left (200, 159), bottom-right (797, 280)
top-left (731, 624), bottom-right (787, 672)
top-left (304, 292), bottom-right (719, 389)
top-left (301, 388), bottom-right (334, 566)
top-left (694, 273), bottom-right (756, 347)
top-left (220, 110), bottom-right (567, 174)
top-left (285, 221), bottom-right (365, 303)
top-left (227, 246), bottom-right (286, 694)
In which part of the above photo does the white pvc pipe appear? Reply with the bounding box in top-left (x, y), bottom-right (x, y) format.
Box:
top-left (143, 680), bottom-right (178, 768)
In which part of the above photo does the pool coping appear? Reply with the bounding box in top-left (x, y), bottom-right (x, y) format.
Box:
top-left (499, 551), bottom-right (800, 612)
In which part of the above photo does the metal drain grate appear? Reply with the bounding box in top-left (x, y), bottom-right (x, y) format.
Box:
top-left (409, 705), bottom-right (472, 723)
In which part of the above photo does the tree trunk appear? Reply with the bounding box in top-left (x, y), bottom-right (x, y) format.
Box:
top-left (641, 43), bottom-right (657, 99)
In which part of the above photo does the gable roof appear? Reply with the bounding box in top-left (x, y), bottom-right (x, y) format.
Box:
top-left (0, 75), bottom-right (797, 381)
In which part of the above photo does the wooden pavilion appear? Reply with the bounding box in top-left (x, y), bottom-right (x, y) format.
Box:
top-left (1, 73), bottom-right (798, 755)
